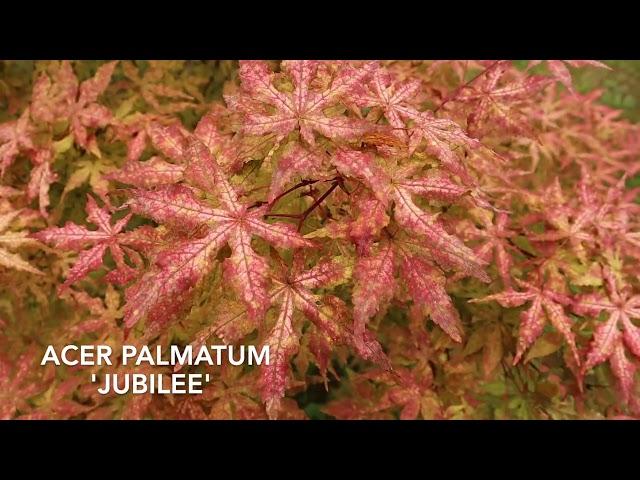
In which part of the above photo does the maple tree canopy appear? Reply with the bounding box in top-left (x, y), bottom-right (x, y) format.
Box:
top-left (1, 59), bottom-right (639, 420)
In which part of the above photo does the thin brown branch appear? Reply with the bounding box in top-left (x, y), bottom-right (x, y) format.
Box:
top-left (267, 179), bottom-right (319, 210)
top-left (262, 178), bottom-right (343, 231)
top-left (297, 179), bottom-right (341, 231)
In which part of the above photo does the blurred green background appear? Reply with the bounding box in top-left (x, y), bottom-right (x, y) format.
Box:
top-left (574, 60), bottom-right (640, 121)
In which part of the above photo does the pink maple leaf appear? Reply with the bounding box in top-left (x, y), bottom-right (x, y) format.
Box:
top-left (107, 156), bottom-right (185, 189)
top-left (455, 61), bottom-right (551, 138)
top-left (228, 60), bottom-right (376, 145)
top-left (179, 255), bottom-right (388, 420)
top-left (259, 255), bottom-right (368, 418)
top-left (352, 237), bottom-right (466, 345)
top-left (332, 149), bottom-right (489, 281)
top-left (459, 210), bottom-right (517, 288)
top-left (348, 66), bottom-right (481, 179)
top-left (0, 108), bottom-right (35, 176)
top-left (32, 195), bottom-right (140, 290)
top-left (573, 267), bottom-right (640, 403)
top-left (349, 67), bottom-right (422, 136)
top-left (26, 148), bottom-right (59, 217)
top-left (122, 137), bottom-right (314, 332)
top-left (475, 275), bottom-right (580, 366)
top-left (112, 112), bottom-right (180, 163)
top-left (31, 61), bottom-right (117, 157)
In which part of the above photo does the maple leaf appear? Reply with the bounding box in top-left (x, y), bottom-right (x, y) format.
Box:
top-left (259, 256), bottom-right (348, 418)
top-left (183, 251), bottom-right (389, 418)
top-left (353, 241), bottom-right (396, 341)
top-left (600, 210), bottom-right (640, 261)
top-left (475, 276), bottom-right (580, 366)
top-left (146, 122), bottom-right (190, 163)
top-left (187, 254), bottom-right (387, 419)
top-left (228, 60), bottom-right (376, 145)
top-left (193, 104), bottom-right (253, 174)
top-left (398, 249), bottom-right (465, 342)
top-left (406, 111), bottom-right (481, 179)
top-left (332, 149), bottom-right (489, 281)
top-left (259, 290), bottom-right (297, 418)
top-left (106, 156), bottom-right (185, 189)
top-left (345, 189), bottom-right (390, 253)
top-left (26, 148), bottom-right (59, 217)
top-left (122, 137), bottom-right (314, 332)
top-left (32, 195), bottom-right (138, 290)
top-left (31, 61), bottom-right (79, 123)
top-left (62, 284), bottom-right (124, 340)
top-left (116, 107), bottom-right (253, 181)
top-left (350, 233), bottom-right (472, 344)
top-left (348, 67), bottom-right (481, 179)
top-left (573, 267), bottom-right (640, 403)
top-left (573, 173), bottom-right (640, 260)
top-left (0, 108), bottom-right (35, 176)
top-left (528, 174), bottom-right (622, 262)
top-left (349, 67), bottom-right (421, 136)
top-left (31, 61), bottom-right (117, 157)
top-left (120, 60), bottom-right (201, 114)
top-left (459, 209), bottom-right (516, 288)
top-left (454, 61), bottom-right (551, 137)
top-left (61, 157), bottom-right (115, 203)
top-left (112, 112), bottom-right (183, 163)
top-left (0, 208), bottom-right (42, 275)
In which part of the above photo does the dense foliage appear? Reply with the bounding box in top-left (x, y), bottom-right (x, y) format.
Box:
top-left (1, 60), bottom-right (639, 420)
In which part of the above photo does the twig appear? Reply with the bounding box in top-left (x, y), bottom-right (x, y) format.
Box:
top-left (268, 179), bottom-right (319, 209)
top-left (297, 179), bottom-right (342, 231)
top-left (263, 178), bottom-right (343, 231)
